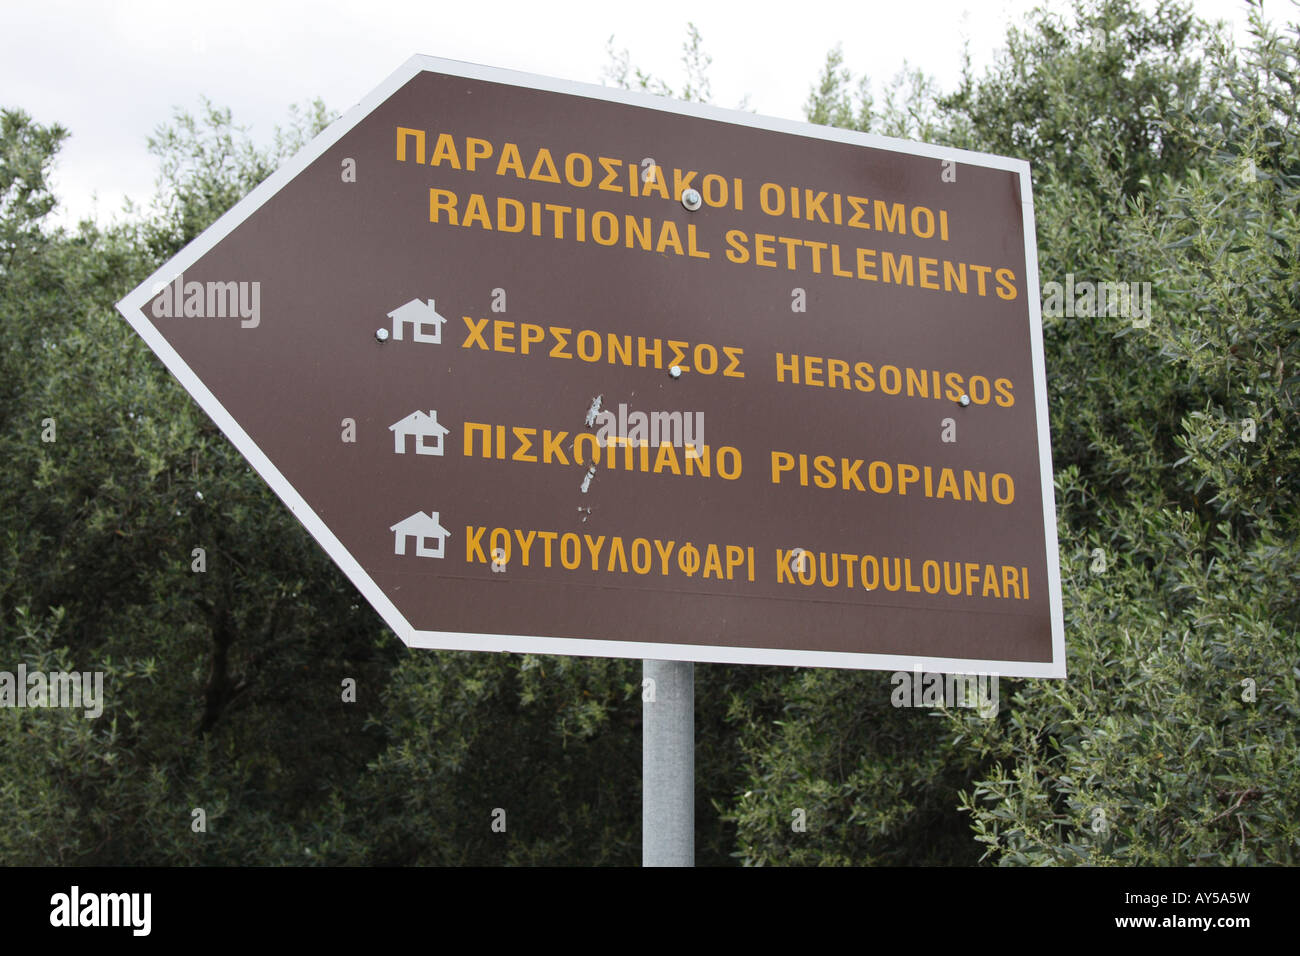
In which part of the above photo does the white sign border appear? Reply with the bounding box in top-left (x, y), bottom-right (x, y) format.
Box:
top-left (117, 54), bottom-right (1066, 680)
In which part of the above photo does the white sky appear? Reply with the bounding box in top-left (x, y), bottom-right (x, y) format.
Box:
top-left (0, 0), bottom-right (1269, 227)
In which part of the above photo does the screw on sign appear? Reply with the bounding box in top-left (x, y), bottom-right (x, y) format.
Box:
top-left (115, 56), bottom-right (1063, 679)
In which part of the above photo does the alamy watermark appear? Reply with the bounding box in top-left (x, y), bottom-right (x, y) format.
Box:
top-left (890, 667), bottom-right (999, 718)
top-left (151, 272), bottom-right (261, 328)
top-left (50, 886), bottom-right (150, 936)
top-left (0, 665), bottom-right (104, 718)
top-left (592, 403), bottom-right (705, 457)
top-left (1041, 273), bottom-right (1151, 326)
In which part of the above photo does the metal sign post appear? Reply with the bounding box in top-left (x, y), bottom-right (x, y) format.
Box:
top-left (642, 659), bottom-right (694, 866)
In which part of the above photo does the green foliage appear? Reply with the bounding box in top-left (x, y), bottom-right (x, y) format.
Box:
top-left (941, 0), bottom-right (1214, 193)
top-left (0, 109), bottom-right (67, 270)
top-left (604, 22), bottom-right (732, 107)
top-left (723, 667), bottom-right (986, 865)
top-left (354, 652), bottom-right (643, 865)
top-left (0, 100), bottom-right (393, 865)
top-left (137, 97), bottom-right (333, 260)
top-left (804, 45), bottom-right (948, 142)
top-left (949, 3), bottom-right (1300, 865)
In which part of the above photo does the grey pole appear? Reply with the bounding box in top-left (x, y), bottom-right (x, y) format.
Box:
top-left (642, 658), bottom-right (694, 866)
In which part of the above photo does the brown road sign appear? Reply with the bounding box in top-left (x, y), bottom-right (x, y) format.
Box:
top-left (117, 56), bottom-right (1065, 676)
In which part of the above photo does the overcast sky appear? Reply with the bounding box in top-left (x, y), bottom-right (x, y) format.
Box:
top-left (1, 0), bottom-right (1267, 227)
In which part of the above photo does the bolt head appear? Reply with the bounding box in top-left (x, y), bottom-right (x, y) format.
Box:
top-left (681, 189), bottom-right (702, 211)
top-left (958, 394), bottom-right (971, 407)
top-left (375, 327), bottom-right (390, 341)
top-left (669, 365), bottom-right (682, 378)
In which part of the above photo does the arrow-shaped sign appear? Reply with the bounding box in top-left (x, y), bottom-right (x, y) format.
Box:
top-left (116, 56), bottom-right (1064, 676)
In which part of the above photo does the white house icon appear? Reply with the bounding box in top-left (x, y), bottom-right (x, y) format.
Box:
top-left (388, 299), bottom-right (446, 343)
top-left (390, 409), bottom-right (450, 455)
top-left (390, 510), bottom-right (450, 558)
